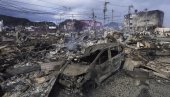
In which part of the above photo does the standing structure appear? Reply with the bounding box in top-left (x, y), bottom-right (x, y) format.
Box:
top-left (103, 0), bottom-right (109, 25)
top-left (124, 10), bottom-right (164, 32)
top-left (111, 9), bottom-right (114, 22)
top-left (0, 20), bottom-right (3, 32)
top-left (127, 5), bottom-right (134, 32)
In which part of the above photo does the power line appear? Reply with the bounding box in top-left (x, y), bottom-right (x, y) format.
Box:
top-left (0, 0), bottom-right (70, 15)
top-left (0, 3), bottom-right (93, 17)
top-left (0, 3), bottom-right (60, 14)
top-left (2, 0), bottom-right (67, 11)
top-left (0, 5), bottom-right (60, 15)
top-left (109, 3), bottom-right (129, 7)
top-left (38, 0), bottom-right (69, 9)
top-left (0, 0), bottom-right (127, 21)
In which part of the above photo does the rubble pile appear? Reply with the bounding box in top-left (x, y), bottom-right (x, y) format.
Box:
top-left (0, 43), bottom-right (66, 97)
top-left (0, 27), bottom-right (170, 97)
top-left (0, 29), bottom-right (117, 97)
top-left (123, 33), bottom-right (170, 83)
top-left (0, 30), bottom-right (73, 97)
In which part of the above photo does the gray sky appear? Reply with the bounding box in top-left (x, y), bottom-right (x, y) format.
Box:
top-left (0, 0), bottom-right (169, 27)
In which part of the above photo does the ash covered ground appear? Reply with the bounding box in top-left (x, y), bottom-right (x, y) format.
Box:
top-left (56, 70), bottom-right (170, 97)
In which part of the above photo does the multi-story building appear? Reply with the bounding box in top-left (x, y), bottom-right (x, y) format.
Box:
top-left (0, 20), bottom-right (3, 32)
top-left (124, 10), bottom-right (164, 32)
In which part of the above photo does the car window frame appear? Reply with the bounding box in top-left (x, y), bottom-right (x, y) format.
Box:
top-left (94, 49), bottom-right (110, 65)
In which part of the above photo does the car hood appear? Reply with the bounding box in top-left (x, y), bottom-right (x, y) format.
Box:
top-left (62, 63), bottom-right (90, 76)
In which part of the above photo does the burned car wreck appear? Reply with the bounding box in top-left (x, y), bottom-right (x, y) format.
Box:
top-left (58, 43), bottom-right (125, 92)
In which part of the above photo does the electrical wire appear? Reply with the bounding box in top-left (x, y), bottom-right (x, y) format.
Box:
top-left (2, 0), bottom-right (67, 11)
top-left (0, 3), bottom-right (60, 14)
top-left (0, 0), bottom-right (125, 22)
top-left (0, 5), bottom-right (60, 15)
top-left (38, 0), bottom-right (69, 9)
top-left (109, 3), bottom-right (128, 8)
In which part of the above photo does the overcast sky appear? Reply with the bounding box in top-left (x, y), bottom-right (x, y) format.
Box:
top-left (0, 0), bottom-right (169, 27)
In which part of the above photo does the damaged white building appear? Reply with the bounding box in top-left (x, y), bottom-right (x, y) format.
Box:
top-left (0, 20), bottom-right (3, 32)
top-left (124, 10), bottom-right (164, 32)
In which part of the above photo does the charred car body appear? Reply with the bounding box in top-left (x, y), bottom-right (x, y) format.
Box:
top-left (58, 43), bottom-right (125, 91)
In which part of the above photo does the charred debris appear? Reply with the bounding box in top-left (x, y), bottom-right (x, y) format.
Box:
top-left (0, 10), bottom-right (170, 97)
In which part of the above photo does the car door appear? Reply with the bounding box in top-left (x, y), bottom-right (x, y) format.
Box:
top-left (97, 48), bottom-right (121, 78)
top-left (109, 47), bottom-right (124, 73)
top-left (94, 49), bottom-right (112, 83)
top-left (95, 47), bottom-right (124, 84)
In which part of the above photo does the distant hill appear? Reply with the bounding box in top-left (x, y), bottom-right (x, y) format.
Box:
top-left (0, 15), bottom-right (56, 26)
top-left (104, 22), bottom-right (122, 29)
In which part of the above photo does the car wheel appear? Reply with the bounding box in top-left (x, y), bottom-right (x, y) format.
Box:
top-left (83, 80), bottom-right (97, 92)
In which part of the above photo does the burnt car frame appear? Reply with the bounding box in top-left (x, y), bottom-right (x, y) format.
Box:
top-left (58, 43), bottom-right (125, 90)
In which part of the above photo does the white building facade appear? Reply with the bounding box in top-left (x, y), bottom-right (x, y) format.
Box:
top-left (0, 20), bottom-right (3, 32)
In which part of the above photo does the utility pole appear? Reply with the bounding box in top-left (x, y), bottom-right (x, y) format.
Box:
top-left (144, 8), bottom-right (148, 31)
top-left (91, 9), bottom-right (97, 38)
top-left (103, 0), bottom-right (109, 25)
top-left (92, 9), bottom-right (95, 20)
top-left (71, 14), bottom-right (74, 32)
top-left (59, 14), bottom-right (62, 23)
top-left (45, 21), bottom-right (48, 34)
top-left (71, 14), bottom-right (74, 20)
top-left (128, 5), bottom-right (133, 33)
top-left (92, 9), bottom-right (96, 29)
top-left (112, 9), bottom-right (114, 22)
